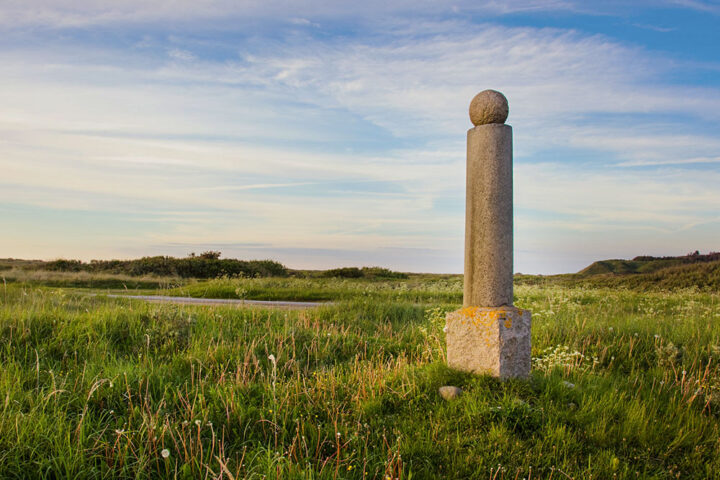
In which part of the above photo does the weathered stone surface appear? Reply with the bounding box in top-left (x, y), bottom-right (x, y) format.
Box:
top-left (438, 386), bottom-right (463, 400)
top-left (464, 124), bottom-right (513, 307)
top-left (447, 91), bottom-right (531, 380)
top-left (446, 306), bottom-right (531, 378)
top-left (469, 90), bottom-right (509, 126)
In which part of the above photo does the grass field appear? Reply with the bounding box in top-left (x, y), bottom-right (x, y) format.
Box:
top-left (1, 276), bottom-right (719, 479)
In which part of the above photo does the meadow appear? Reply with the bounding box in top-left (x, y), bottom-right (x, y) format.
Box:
top-left (1, 275), bottom-right (719, 479)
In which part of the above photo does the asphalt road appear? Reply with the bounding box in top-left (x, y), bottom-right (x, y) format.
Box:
top-left (93, 294), bottom-right (327, 309)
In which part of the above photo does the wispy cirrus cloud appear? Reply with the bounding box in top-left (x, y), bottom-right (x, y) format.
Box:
top-left (0, 9), bottom-right (719, 272)
top-left (0, 0), bottom-right (577, 27)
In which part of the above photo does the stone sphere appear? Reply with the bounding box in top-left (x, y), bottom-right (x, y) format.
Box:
top-left (469, 90), bottom-right (509, 126)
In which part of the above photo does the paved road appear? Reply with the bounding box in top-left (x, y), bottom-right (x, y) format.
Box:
top-left (94, 294), bottom-right (327, 309)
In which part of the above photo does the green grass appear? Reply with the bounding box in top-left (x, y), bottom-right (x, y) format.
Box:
top-left (167, 276), bottom-right (464, 303)
top-left (1, 278), bottom-right (719, 479)
top-left (1, 268), bottom-right (185, 290)
top-left (517, 259), bottom-right (720, 292)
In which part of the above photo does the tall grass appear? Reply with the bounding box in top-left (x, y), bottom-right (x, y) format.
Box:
top-left (1, 268), bottom-right (185, 290)
top-left (0, 281), bottom-right (719, 478)
top-left (169, 276), bottom-right (464, 304)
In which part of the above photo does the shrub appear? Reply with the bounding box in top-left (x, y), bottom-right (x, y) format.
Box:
top-left (30, 255), bottom-right (288, 279)
top-left (322, 267), bottom-right (363, 278)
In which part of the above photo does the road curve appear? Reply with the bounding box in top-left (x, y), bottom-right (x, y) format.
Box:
top-left (93, 294), bottom-right (328, 309)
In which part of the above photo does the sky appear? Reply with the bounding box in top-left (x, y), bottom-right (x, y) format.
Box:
top-left (1, 1), bottom-right (719, 274)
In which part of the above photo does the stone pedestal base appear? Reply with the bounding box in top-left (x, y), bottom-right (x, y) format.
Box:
top-left (446, 306), bottom-right (531, 379)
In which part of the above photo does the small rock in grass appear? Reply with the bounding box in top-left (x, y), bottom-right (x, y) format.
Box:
top-left (439, 386), bottom-right (462, 400)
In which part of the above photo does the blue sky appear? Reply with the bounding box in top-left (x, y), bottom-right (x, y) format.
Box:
top-left (1, 1), bottom-right (719, 273)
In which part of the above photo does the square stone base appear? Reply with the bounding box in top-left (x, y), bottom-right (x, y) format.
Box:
top-left (446, 306), bottom-right (531, 379)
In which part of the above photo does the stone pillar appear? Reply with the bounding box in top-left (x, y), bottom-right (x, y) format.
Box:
top-left (446, 90), bottom-right (531, 379)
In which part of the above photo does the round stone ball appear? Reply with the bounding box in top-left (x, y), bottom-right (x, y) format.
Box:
top-left (469, 90), bottom-right (509, 126)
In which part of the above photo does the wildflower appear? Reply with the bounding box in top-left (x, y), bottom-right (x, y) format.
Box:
top-left (195, 420), bottom-right (201, 426)
top-left (654, 334), bottom-right (660, 339)
top-left (115, 429), bottom-right (125, 435)
top-left (268, 354), bottom-right (276, 365)
top-left (161, 449), bottom-right (170, 458)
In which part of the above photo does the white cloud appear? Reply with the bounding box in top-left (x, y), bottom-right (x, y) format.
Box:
top-left (0, 1), bottom-right (579, 27)
top-left (2, 0), bottom-right (714, 29)
top-left (167, 49), bottom-right (196, 61)
top-left (616, 156), bottom-right (720, 167)
top-left (0, 17), bottom-right (718, 272)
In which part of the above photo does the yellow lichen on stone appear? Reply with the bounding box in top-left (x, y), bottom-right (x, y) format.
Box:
top-left (457, 306), bottom-right (521, 332)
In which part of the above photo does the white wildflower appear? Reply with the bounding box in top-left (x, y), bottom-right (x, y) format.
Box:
top-left (161, 449), bottom-right (170, 458)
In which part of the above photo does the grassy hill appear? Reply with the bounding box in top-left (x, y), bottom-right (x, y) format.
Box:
top-left (579, 258), bottom-right (720, 291)
top-left (578, 252), bottom-right (720, 276)
top-left (516, 252), bottom-right (720, 292)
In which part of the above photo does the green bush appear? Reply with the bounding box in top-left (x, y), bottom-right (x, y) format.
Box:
top-left (34, 255), bottom-right (288, 279)
top-left (322, 267), bottom-right (364, 278)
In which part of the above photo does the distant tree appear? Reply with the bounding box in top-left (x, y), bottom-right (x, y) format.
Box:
top-left (323, 267), bottom-right (363, 278)
top-left (199, 251), bottom-right (222, 260)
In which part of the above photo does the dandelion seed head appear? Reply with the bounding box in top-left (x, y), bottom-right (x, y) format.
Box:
top-left (161, 449), bottom-right (170, 458)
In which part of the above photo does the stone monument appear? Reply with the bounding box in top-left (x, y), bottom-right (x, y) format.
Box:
top-left (445, 90), bottom-right (531, 379)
